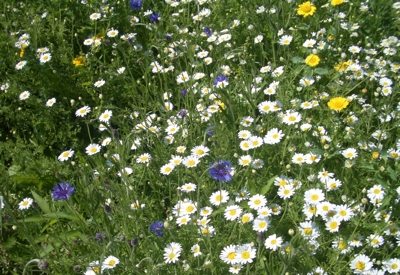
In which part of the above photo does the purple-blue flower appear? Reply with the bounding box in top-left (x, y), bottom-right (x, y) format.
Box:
top-left (150, 12), bottom-right (160, 23)
top-left (206, 124), bottom-right (213, 136)
top-left (178, 109), bottom-right (188, 118)
top-left (129, 0), bottom-right (142, 11)
top-left (209, 160), bottom-right (233, 183)
top-left (52, 182), bottom-right (74, 200)
top-left (203, 27), bottom-right (213, 37)
top-left (129, 237), bottom-right (138, 247)
top-left (214, 75), bottom-right (229, 88)
top-left (150, 221), bottom-right (164, 237)
top-left (95, 233), bottom-right (106, 244)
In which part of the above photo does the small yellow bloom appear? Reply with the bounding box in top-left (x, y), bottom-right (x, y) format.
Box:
top-left (72, 56), bottom-right (85, 67)
top-left (19, 44), bottom-right (28, 58)
top-left (214, 100), bottom-right (226, 112)
top-left (297, 1), bottom-right (317, 18)
top-left (327, 97), bottom-right (349, 111)
top-left (334, 61), bottom-right (352, 71)
top-left (92, 33), bottom-right (104, 40)
top-left (371, 151), bottom-right (380, 160)
top-left (331, 0), bottom-right (344, 6)
top-left (305, 54), bottom-right (320, 67)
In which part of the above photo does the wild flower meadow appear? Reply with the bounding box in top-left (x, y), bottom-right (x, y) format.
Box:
top-left (1, 0), bottom-right (400, 274)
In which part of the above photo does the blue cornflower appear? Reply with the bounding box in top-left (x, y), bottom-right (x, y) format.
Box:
top-left (178, 109), bottom-right (188, 118)
top-left (129, 237), bottom-right (138, 247)
top-left (181, 89), bottom-right (188, 96)
top-left (206, 124), bottom-right (213, 136)
top-left (150, 12), bottom-right (160, 23)
top-left (203, 27), bottom-right (213, 37)
top-left (209, 160), bottom-right (233, 183)
top-left (94, 233), bottom-right (106, 244)
top-left (214, 75), bottom-right (229, 88)
top-left (150, 221), bottom-right (164, 237)
top-left (52, 182), bottom-right (74, 200)
top-left (129, 0), bottom-right (142, 11)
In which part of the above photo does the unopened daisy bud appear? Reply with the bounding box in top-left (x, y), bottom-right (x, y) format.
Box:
top-left (380, 166), bottom-right (385, 172)
top-left (289, 202), bottom-right (293, 206)
top-left (361, 198), bottom-right (368, 204)
top-left (376, 260), bottom-right (381, 265)
top-left (103, 153), bottom-right (108, 158)
top-left (12, 225), bottom-right (17, 230)
top-left (164, 221), bottom-right (169, 228)
top-left (252, 169), bottom-right (256, 174)
top-left (341, 53), bottom-right (347, 58)
top-left (70, 99), bottom-right (75, 106)
top-left (78, 97), bottom-right (82, 100)
top-left (288, 229), bottom-right (295, 236)
top-left (324, 144), bottom-right (330, 150)
top-left (286, 164), bottom-right (291, 169)
top-left (99, 94), bottom-right (103, 99)
top-left (362, 212), bottom-right (367, 217)
top-left (312, 49), bottom-right (317, 54)
top-left (71, 161), bottom-right (75, 166)
top-left (362, 188), bottom-right (367, 193)
top-left (362, 88), bottom-right (367, 93)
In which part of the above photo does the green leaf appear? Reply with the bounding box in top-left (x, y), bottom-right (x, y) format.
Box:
top-left (59, 230), bottom-right (83, 239)
top-left (260, 175), bottom-right (276, 195)
top-left (31, 191), bottom-right (51, 214)
top-left (39, 243), bottom-right (55, 257)
top-left (19, 215), bottom-right (48, 223)
top-left (42, 212), bottom-right (81, 221)
top-left (19, 212), bottom-right (81, 223)
top-left (8, 165), bottom-right (21, 176)
top-left (3, 237), bottom-right (17, 249)
top-left (291, 56), bottom-right (304, 64)
top-left (314, 68), bottom-right (329, 75)
top-left (41, 219), bottom-right (58, 233)
top-left (12, 174), bottom-right (43, 189)
top-left (386, 166), bottom-right (397, 181)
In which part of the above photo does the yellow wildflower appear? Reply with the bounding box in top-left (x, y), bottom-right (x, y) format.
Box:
top-left (297, 1), bottom-right (317, 17)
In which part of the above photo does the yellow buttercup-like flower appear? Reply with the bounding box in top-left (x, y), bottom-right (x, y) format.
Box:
top-left (327, 97), bottom-right (349, 111)
top-left (297, 1), bottom-right (317, 18)
top-left (72, 56), bottom-right (85, 67)
top-left (305, 54), bottom-right (320, 67)
top-left (331, 0), bottom-right (344, 6)
top-left (334, 61), bottom-right (352, 71)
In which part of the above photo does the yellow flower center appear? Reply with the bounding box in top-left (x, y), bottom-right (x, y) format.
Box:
top-left (228, 252), bottom-right (236, 260)
top-left (356, 261), bottom-right (365, 271)
top-left (241, 251), bottom-right (250, 259)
